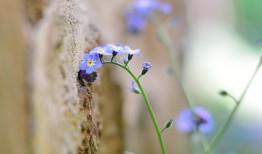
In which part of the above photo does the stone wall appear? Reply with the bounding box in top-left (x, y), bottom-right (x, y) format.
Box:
top-left (0, 0), bottom-right (123, 154)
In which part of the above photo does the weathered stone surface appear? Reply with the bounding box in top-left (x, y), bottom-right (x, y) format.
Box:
top-left (30, 1), bottom-right (102, 153)
top-left (0, 0), bottom-right (124, 154)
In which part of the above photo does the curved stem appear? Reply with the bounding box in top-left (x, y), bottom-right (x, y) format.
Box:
top-left (205, 60), bottom-right (262, 154)
top-left (226, 93), bottom-right (238, 104)
top-left (102, 61), bottom-right (166, 154)
top-left (150, 13), bottom-right (199, 154)
top-left (125, 60), bottom-right (130, 67)
top-left (149, 14), bottom-right (194, 112)
top-left (137, 74), bottom-right (143, 80)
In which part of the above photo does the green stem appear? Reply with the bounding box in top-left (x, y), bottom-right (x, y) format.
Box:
top-left (150, 14), bottom-right (203, 154)
top-left (161, 127), bottom-right (166, 133)
top-left (137, 74), bottom-right (143, 80)
top-left (102, 61), bottom-right (167, 154)
top-left (125, 60), bottom-right (130, 67)
top-left (226, 93), bottom-right (238, 105)
top-left (190, 133), bottom-right (204, 154)
top-left (205, 60), bottom-right (262, 154)
top-left (198, 132), bottom-right (208, 152)
top-left (149, 14), bottom-right (194, 111)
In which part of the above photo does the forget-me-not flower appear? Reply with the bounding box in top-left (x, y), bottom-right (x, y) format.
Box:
top-left (124, 46), bottom-right (141, 55)
top-left (134, 0), bottom-right (172, 16)
top-left (176, 106), bottom-right (213, 134)
top-left (89, 45), bottom-right (112, 56)
top-left (107, 44), bottom-right (125, 56)
top-left (125, 0), bottom-right (172, 33)
top-left (79, 53), bottom-right (102, 74)
top-left (126, 13), bottom-right (147, 33)
top-left (124, 46), bottom-right (141, 60)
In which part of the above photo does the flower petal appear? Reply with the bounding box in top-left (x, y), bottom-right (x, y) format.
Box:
top-left (93, 61), bottom-right (102, 69)
top-left (83, 53), bottom-right (91, 60)
top-left (89, 47), bottom-right (99, 54)
top-left (85, 67), bottom-right (94, 74)
top-left (79, 60), bottom-right (87, 70)
top-left (91, 53), bottom-right (99, 60)
top-left (176, 109), bottom-right (194, 133)
top-left (158, 3), bottom-right (172, 14)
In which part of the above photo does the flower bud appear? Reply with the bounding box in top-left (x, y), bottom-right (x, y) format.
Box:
top-left (99, 54), bottom-right (103, 60)
top-left (141, 62), bottom-right (151, 75)
top-left (112, 51), bottom-right (117, 57)
top-left (164, 119), bottom-right (173, 129)
top-left (128, 81), bottom-right (141, 94)
top-left (219, 90), bottom-right (228, 96)
top-left (128, 54), bottom-right (133, 61)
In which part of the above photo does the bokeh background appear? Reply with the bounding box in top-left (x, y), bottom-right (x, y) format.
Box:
top-left (1, 0), bottom-right (262, 154)
top-left (89, 0), bottom-right (262, 153)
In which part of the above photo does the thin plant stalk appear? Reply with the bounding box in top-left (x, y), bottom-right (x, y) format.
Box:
top-left (149, 14), bottom-right (194, 113)
top-left (205, 59), bottom-right (262, 154)
top-left (149, 14), bottom-right (209, 152)
top-left (102, 61), bottom-right (167, 154)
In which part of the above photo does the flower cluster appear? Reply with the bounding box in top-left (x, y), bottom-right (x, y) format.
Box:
top-left (79, 43), bottom-right (151, 85)
top-left (125, 0), bottom-right (172, 33)
top-left (176, 106), bottom-right (213, 134)
top-left (80, 44), bottom-right (140, 73)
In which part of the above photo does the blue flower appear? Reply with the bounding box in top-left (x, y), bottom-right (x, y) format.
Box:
top-left (125, 0), bottom-right (172, 33)
top-left (155, 2), bottom-right (172, 14)
top-left (89, 45), bottom-right (112, 56)
top-left (106, 44), bottom-right (125, 56)
top-left (176, 106), bottom-right (213, 134)
top-left (124, 46), bottom-right (141, 60)
top-left (79, 53), bottom-right (102, 74)
top-left (135, 0), bottom-right (172, 15)
top-left (126, 12), bottom-right (147, 34)
top-left (132, 0), bottom-right (158, 17)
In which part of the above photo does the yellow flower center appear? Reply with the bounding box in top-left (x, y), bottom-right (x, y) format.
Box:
top-left (87, 60), bottom-right (94, 66)
top-left (98, 49), bottom-right (104, 53)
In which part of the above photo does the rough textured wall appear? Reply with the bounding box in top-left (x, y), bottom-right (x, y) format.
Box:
top-left (29, 0), bottom-right (124, 154)
top-left (0, 0), bottom-right (123, 154)
top-left (30, 1), bottom-right (89, 153)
